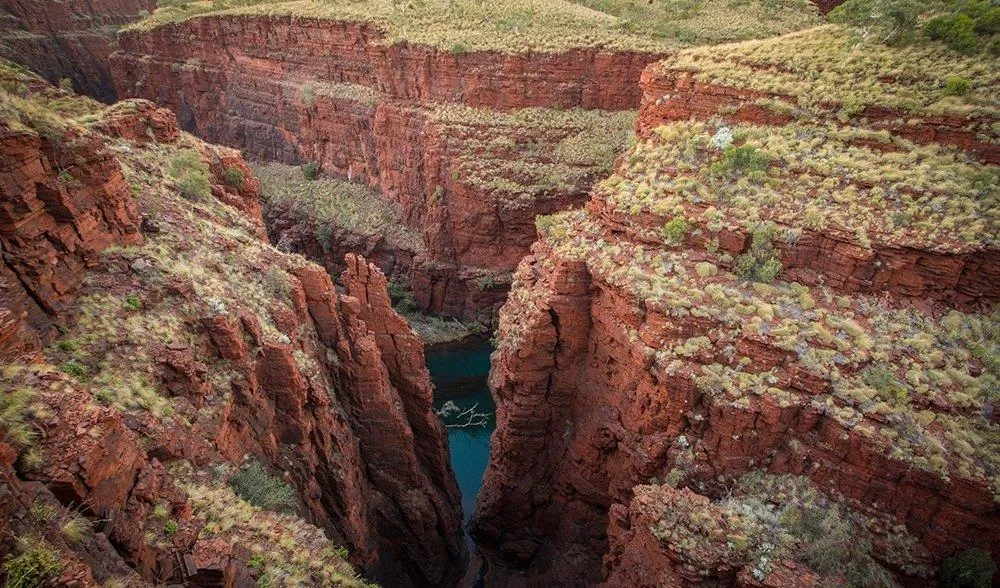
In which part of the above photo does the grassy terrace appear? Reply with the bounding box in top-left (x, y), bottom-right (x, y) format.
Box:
top-left (254, 162), bottom-right (423, 253)
top-left (642, 472), bottom-right (927, 583)
top-left (657, 24), bottom-right (1000, 120)
top-left (0, 60), bottom-right (102, 128)
top-left (428, 105), bottom-right (635, 210)
top-left (525, 211), bottom-right (1000, 496)
top-left (175, 464), bottom-right (370, 586)
top-left (599, 120), bottom-right (999, 253)
top-left (126, 0), bottom-right (821, 53)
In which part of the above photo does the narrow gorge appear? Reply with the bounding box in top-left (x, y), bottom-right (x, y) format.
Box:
top-left (1, 0), bottom-right (998, 586)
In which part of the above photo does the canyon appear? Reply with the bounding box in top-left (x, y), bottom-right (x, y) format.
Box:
top-left (106, 1), bottom-right (824, 324)
top-left (0, 0), bottom-right (155, 101)
top-left (2, 0), bottom-right (999, 586)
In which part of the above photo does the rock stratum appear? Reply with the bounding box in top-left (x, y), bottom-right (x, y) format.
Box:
top-left (0, 63), bottom-right (465, 586)
top-left (0, 0), bottom-right (155, 102)
top-left (106, 0), bottom-right (826, 323)
top-left (472, 23), bottom-right (1000, 586)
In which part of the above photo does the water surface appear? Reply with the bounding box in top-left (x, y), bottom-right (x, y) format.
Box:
top-left (427, 339), bottom-right (496, 537)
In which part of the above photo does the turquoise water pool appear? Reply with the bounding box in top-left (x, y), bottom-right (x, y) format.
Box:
top-left (427, 339), bottom-right (496, 537)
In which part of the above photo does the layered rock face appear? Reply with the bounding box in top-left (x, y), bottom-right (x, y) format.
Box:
top-left (637, 25), bottom-right (1000, 166)
top-left (473, 25), bottom-right (1000, 586)
top-left (1, 69), bottom-right (465, 586)
top-left (109, 15), bottom-right (660, 322)
top-left (0, 0), bottom-right (155, 101)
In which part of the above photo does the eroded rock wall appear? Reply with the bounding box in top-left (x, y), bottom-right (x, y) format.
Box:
top-left (0, 84), bottom-right (466, 586)
top-left (110, 15), bottom-right (662, 321)
top-left (0, 0), bottom-right (155, 101)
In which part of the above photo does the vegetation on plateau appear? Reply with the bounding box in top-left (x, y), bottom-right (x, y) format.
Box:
top-left (601, 120), bottom-right (998, 252)
top-left (254, 162), bottom-right (423, 254)
top-left (660, 22), bottom-right (999, 121)
top-left (428, 104), bottom-right (635, 210)
top-left (128, 0), bottom-right (822, 53)
top-left (646, 472), bottom-right (927, 584)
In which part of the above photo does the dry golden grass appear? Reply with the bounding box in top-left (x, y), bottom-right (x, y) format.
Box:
top-left (127, 0), bottom-right (820, 53)
top-left (658, 25), bottom-right (1000, 119)
top-left (602, 120), bottom-right (999, 252)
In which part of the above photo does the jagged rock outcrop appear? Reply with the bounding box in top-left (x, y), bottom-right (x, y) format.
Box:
top-left (0, 107), bottom-right (142, 351)
top-left (0, 0), bottom-right (155, 101)
top-left (1, 68), bottom-right (465, 586)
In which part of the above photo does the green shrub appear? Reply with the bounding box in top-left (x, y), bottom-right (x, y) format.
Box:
top-left (661, 217), bottom-right (689, 246)
top-left (163, 519), bottom-right (179, 536)
top-left (940, 548), bottom-right (997, 588)
top-left (923, 1), bottom-right (1000, 54)
top-left (945, 76), bottom-right (971, 96)
top-left (926, 13), bottom-right (981, 54)
top-left (387, 280), bottom-right (419, 313)
top-left (829, 0), bottom-right (922, 45)
top-left (168, 150), bottom-right (211, 201)
top-left (734, 224), bottom-right (782, 283)
top-left (862, 364), bottom-right (908, 403)
top-left (60, 514), bottom-right (90, 544)
top-left (2, 541), bottom-right (64, 588)
top-left (475, 274), bottom-right (498, 291)
top-left (450, 42), bottom-right (468, 55)
top-left (224, 166), bottom-right (245, 189)
top-left (124, 295), bottom-right (142, 311)
top-left (248, 553), bottom-right (266, 571)
top-left (300, 162), bottom-right (319, 181)
top-left (300, 84), bottom-right (315, 108)
top-left (709, 144), bottom-right (772, 179)
top-left (58, 361), bottom-right (86, 378)
top-left (58, 78), bottom-right (74, 93)
top-left (230, 461), bottom-right (298, 513)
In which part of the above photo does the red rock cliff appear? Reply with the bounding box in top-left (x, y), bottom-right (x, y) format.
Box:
top-left (1, 71), bottom-right (465, 586)
top-left (109, 14), bottom-right (662, 322)
top-left (472, 27), bottom-right (1000, 586)
top-left (0, 0), bottom-right (155, 101)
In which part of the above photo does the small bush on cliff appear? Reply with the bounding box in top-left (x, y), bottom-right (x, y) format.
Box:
top-left (168, 150), bottom-right (211, 201)
top-left (709, 145), bottom-right (772, 180)
top-left (0, 386), bottom-right (37, 447)
top-left (300, 162), bottom-right (319, 181)
top-left (939, 548), bottom-right (997, 588)
top-left (224, 166), bottom-right (244, 189)
top-left (230, 461), bottom-right (298, 514)
top-left (734, 224), bottom-right (782, 284)
top-left (60, 514), bottom-right (91, 545)
top-left (300, 84), bottom-right (315, 108)
top-left (388, 280), bottom-right (420, 313)
top-left (946, 76), bottom-right (971, 95)
top-left (661, 217), bottom-right (689, 246)
top-left (1, 539), bottom-right (64, 588)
